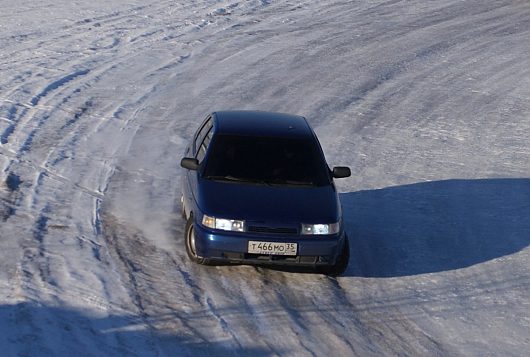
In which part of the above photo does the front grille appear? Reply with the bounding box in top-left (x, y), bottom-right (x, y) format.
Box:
top-left (247, 226), bottom-right (298, 235)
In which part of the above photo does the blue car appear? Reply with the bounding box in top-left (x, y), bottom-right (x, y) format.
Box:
top-left (180, 111), bottom-right (351, 275)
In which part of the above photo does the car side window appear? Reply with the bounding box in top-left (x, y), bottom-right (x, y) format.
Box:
top-left (194, 117), bottom-right (213, 155)
top-left (196, 127), bottom-right (213, 163)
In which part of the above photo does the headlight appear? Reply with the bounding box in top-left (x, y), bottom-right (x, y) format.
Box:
top-left (202, 214), bottom-right (245, 232)
top-left (301, 222), bottom-right (340, 235)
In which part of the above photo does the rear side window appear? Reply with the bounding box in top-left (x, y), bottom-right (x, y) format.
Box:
top-left (196, 127), bottom-right (213, 163)
top-left (194, 117), bottom-right (213, 155)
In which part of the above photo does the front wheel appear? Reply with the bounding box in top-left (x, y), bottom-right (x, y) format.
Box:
top-left (184, 216), bottom-right (210, 265)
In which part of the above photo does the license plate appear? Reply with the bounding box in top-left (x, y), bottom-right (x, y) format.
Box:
top-left (248, 241), bottom-right (297, 256)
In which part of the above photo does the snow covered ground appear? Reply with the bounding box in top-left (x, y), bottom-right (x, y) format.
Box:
top-left (1, 0), bottom-right (529, 355)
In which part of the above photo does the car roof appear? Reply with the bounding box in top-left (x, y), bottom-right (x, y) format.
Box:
top-left (212, 111), bottom-right (313, 139)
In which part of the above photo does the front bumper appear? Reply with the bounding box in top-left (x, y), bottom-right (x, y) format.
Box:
top-left (193, 222), bottom-right (346, 267)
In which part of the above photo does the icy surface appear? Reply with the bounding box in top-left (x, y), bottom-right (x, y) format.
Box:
top-left (1, 0), bottom-right (530, 355)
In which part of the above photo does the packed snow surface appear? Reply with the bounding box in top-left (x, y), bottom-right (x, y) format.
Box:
top-left (1, 0), bottom-right (530, 355)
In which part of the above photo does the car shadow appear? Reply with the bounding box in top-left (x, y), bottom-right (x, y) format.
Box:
top-left (340, 178), bottom-right (530, 277)
top-left (0, 302), bottom-right (278, 356)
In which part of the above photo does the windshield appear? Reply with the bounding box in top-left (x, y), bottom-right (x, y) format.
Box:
top-left (202, 135), bottom-right (330, 186)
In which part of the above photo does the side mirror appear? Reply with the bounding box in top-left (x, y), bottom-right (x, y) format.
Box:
top-left (181, 157), bottom-right (200, 171)
top-left (332, 166), bottom-right (351, 178)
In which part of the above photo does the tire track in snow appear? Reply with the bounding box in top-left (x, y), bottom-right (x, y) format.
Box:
top-left (100, 212), bottom-right (240, 350)
top-left (99, 217), bottom-right (160, 354)
top-left (1, 0), bottom-right (219, 313)
top-left (29, 69), bottom-right (90, 107)
top-left (1, 172), bottom-right (22, 221)
top-left (0, 0), bottom-right (247, 159)
top-left (1, 57), bottom-right (172, 234)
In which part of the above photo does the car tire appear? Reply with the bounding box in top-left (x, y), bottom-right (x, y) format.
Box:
top-left (320, 235), bottom-right (350, 277)
top-left (184, 215), bottom-right (210, 265)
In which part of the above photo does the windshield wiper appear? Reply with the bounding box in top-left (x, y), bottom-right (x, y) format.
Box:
top-left (272, 179), bottom-right (314, 186)
top-left (204, 175), bottom-right (272, 186)
top-left (205, 175), bottom-right (245, 182)
top-left (205, 175), bottom-right (315, 187)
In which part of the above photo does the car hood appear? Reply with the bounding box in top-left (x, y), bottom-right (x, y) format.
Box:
top-left (196, 178), bottom-right (341, 224)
